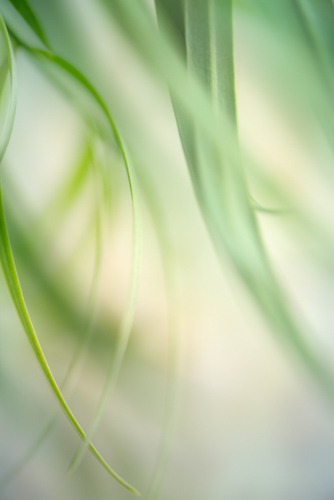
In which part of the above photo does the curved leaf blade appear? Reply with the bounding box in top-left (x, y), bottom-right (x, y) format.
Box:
top-left (11, 40), bottom-right (144, 475)
top-left (0, 16), bottom-right (139, 496)
top-left (0, 188), bottom-right (140, 494)
top-left (8, 0), bottom-right (50, 48)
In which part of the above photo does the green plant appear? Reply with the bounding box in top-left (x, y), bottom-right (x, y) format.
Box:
top-left (0, 0), bottom-right (333, 498)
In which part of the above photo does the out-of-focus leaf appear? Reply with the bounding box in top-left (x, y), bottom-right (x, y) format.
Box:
top-left (0, 14), bottom-right (17, 164)
top-left (138, 165), bottom-right (180, 500)
top-left (101, 0), bottom-right (334, 400)
top-left (9, 31), bottom-right (143, 476)
top-left (0, 186), bottom-right (139, 495)
top-left (7, 0), bottom-right (50, 48)
top-left (0, 15), bottom-right (140, 495)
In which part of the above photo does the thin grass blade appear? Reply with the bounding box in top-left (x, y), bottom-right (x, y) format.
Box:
top-left (9, 32), bottom-right (144, 474)
top-left (7, 0), bottom-right (50, 48)
top-left (0, 15), bottom-right (139, 495)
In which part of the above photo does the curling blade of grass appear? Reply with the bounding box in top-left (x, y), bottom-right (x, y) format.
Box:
top-left (0, 16), bottom-right (139, 495)
top-left (12, 29), bottom-right (143, 475)
top-left (0, 188), bottom-right (139, 496)
top-left (7, 0), bottom-right (50, 48)
top-left (0, 13), bottom-right (17, 164)
top-left (0, 146), bottom-right (105, 491)
top-left (67, 157), bottom-right (142, 473)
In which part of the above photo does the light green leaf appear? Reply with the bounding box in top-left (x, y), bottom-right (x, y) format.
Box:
top-left (0, 186), bottom-right (139, 495)
top-left (0, 14), bottom-right (17, 164)
top-left (0, 16), bottom-right (140, 495)
top-left (102, 0), bottom-right (334, 400)
top-left (15, 34), bottom-right (143, 477)
top-left (0, 139), bottom-right (107, 491)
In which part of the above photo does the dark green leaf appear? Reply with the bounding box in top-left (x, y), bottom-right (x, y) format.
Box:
top-left (8, 0), bottom-right (50, 48)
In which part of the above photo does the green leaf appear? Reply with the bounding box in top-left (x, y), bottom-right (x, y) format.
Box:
top-left (0, 14), bottom-right (17, 164)
top-left (0, 16), bottom-right (140, 495)
top-left (183, 0), bottom-right (334, 400)
top-left (12, 34), bottom-right (143, 476)
top-left (138, 165), bottom-right (180, 500)
top-left (0, 140), bottom-right (107, 491)
top-left (67, 156), bottom-right (142, 473)
top-left (26, 50), bottom-right (143, 476)
top-left (295, 0), bottom-right (334, 73)
top-left (0, 186), bottom-right (139, 495)
top-left (7, 0), bottom-right (50, 48)
top-left (101, 0), bottom-right (334, 400)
